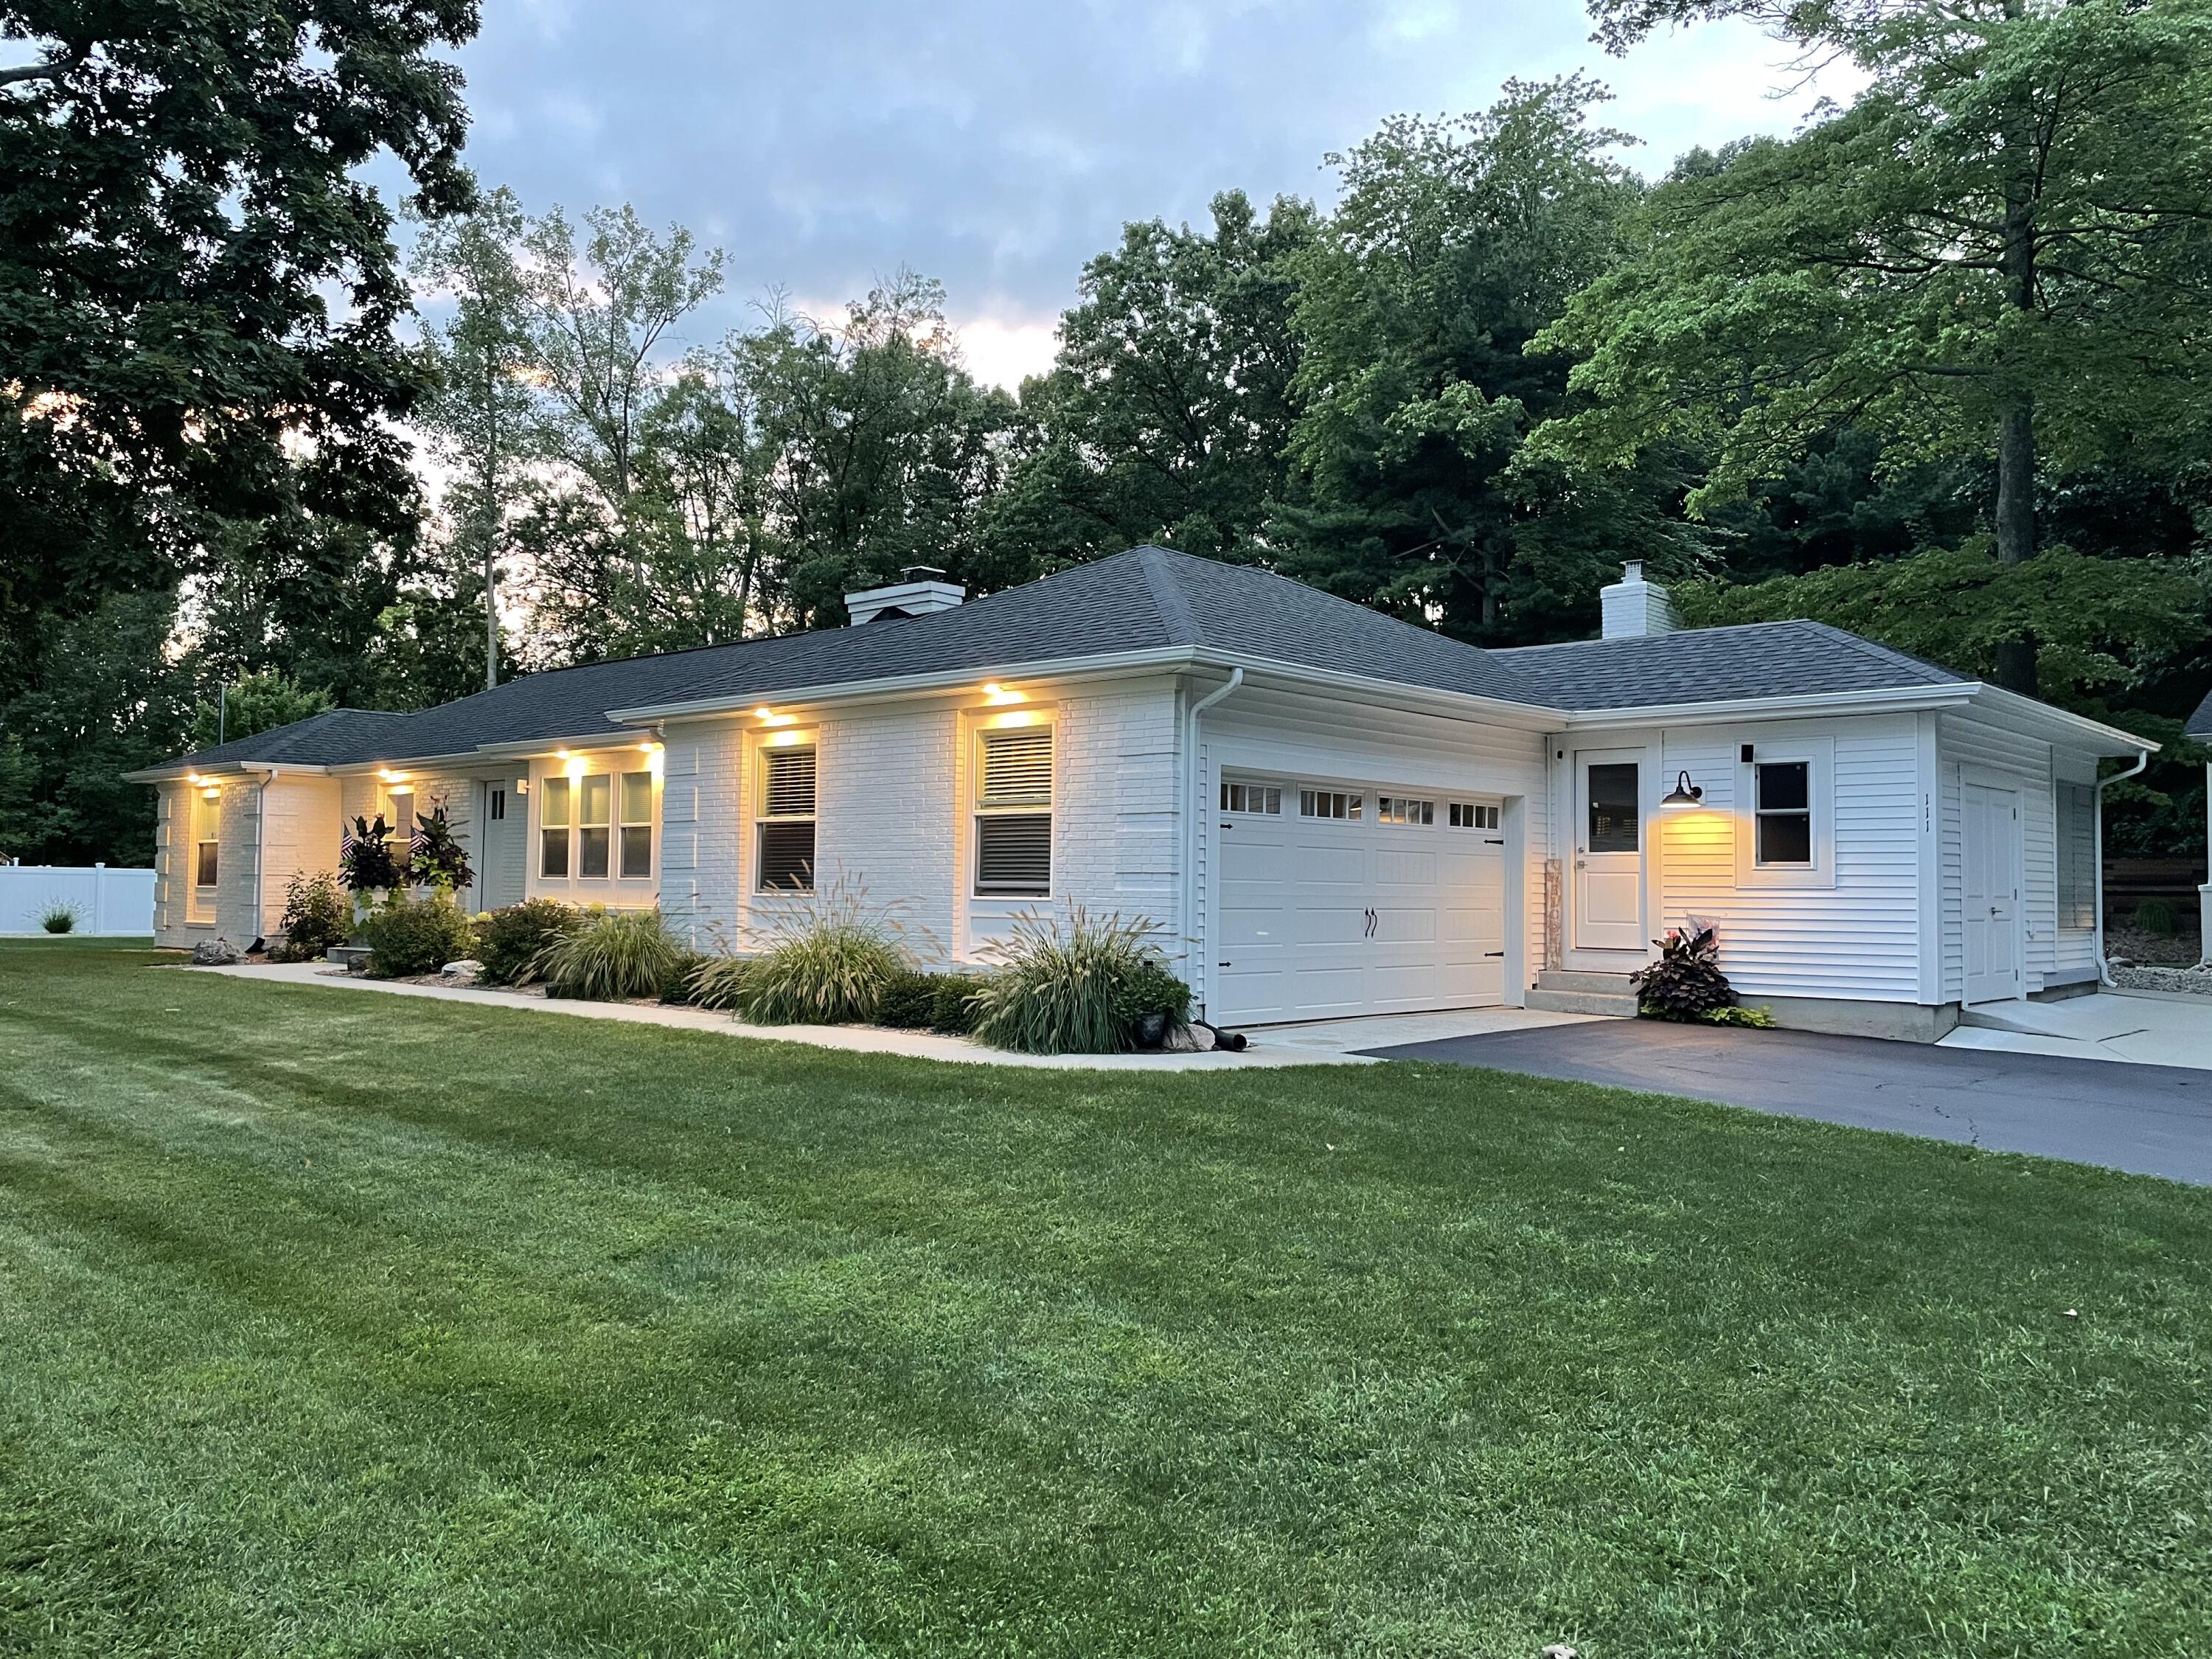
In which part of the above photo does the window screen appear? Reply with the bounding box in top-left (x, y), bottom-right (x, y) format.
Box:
top-left (975, 728), bottom-right (1053, 896)
top-left (975, 814), bottom-right (1051, 895)
top-left (758, 745), bottom-right (817, 891)
top-left (579, 773), bottom-right (611, 879)
top-left (2056, 782), bottom-right (2096, 931)
top-left (979, 728), bottom-right (1052, 806)
top-left (619, 770), bottom-right (653, 879)
top-left (1754, 761), bottom-right (1812, 866)
top-left (1585, 764), bottom-right (1638, 852)
top-left (540, 776), bottom-right (571, 878)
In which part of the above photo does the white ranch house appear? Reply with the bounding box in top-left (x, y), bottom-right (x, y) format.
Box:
top-left (130, 548), bottom-right (2156, 1040)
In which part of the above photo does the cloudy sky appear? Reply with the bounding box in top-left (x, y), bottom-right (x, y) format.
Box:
top-left (442, 0), bottom-right (1854, 388)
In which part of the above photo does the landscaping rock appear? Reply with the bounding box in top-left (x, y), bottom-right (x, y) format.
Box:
top-left (440, 958), bottom-right (484, 985)
top-left (2111, 961), bottom-right (2212, 999)
top-left (189, 938), bottom-right (241, 967)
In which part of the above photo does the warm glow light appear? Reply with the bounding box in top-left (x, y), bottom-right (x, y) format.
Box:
top-left (648, 747), bottom-right (666, 779)
top-left (981, 683), bottom-right (1001, 696)
top-left (377, 767), bottom-right (408, 785)
top-left (638, 740), bottom-right (660, 753)
top-left (564, 754), bottom-right (588, 779)
top-left (987, 709), bottom-right (1041, 729)
top-left (555, 748), bottom-right (571, 759)
top-left (754, 706), bottom-right (774, 720)
top-left (200, 786), bottom-right (220, 800)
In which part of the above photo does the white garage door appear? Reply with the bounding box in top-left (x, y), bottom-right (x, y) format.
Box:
top-left (1211, 777), bottom-right (1507, 1025)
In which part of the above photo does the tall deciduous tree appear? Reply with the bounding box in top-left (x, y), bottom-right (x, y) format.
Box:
top-left (1537, 0), bottom-right (2212, 692)
top-left (411, 184), bottom-right (534, 689)
top-left (991, 191), bottom-right (1317, 571)
top-left (1271, 79), bottom-right (1693, 644)
top-left (0, 0), bottom-right (479, 698)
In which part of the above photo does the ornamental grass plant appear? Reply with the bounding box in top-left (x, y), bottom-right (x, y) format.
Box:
top-left (532, 907), bottom-right (686, 1001)
top-left (968, 905), bottom-right (1178, 1054)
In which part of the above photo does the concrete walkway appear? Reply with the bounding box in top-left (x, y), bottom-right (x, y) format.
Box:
top-left (1939, 990), bottom-right (2212, 1071)
top-left (195, 962), bottom-right (1592, 1071)
top-left (1364, 1019), bottom-right (2212, 1186)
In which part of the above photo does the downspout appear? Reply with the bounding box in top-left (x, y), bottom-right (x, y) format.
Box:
top-left (2095, 748), bottom-right (2150, 987)
top-left (1182, 668), bottom-right (1245, 1015)
top-left (253, 769), bottom-right (273, 949)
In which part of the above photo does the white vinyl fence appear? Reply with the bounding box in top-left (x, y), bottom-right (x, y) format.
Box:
top-left (0, 864), bottom-right (157, 936)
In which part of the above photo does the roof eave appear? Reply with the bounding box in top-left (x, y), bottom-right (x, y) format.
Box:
top-left (1561, 684), bottom-right (1980, 728)
top-left (613, 644), bottom-right (1569, 731)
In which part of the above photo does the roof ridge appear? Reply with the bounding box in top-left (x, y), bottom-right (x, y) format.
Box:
top-left (1137, 546), bottom-right (1203, 646)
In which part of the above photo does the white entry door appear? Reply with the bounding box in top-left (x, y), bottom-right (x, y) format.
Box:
top-left (1573, 751), bottom-right (1645, 953)
top-left (1964, 782), bottom-right (2023, 1004)
top-left (1211, 780), bottom-right (1506, 1025)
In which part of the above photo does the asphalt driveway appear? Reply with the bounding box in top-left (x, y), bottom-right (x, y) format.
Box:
top-left (1363, 1020), bottom-right (2212, 1186)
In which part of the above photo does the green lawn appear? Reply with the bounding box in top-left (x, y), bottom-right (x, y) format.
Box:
top-left (2, 941), bottom-right (2208, 1657)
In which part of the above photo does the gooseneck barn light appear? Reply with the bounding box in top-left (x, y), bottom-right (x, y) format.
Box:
top-left (1660, 770), bottom-right (1705, 810)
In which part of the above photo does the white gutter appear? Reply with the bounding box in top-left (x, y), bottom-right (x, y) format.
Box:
top-left (2096, 748), bottom-right (2152, 987)
top-left (1565, 684), bottom-right (1980, 728)
top-left (1180, 668), bottom-right (1245, 1013)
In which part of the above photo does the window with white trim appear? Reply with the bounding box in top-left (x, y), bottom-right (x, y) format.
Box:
top-left (539, 776), bottom-right (571, 877)
top-left (1753, 761), bottom-right (1812, 866)
top-left (2056, 781), bottom-right (2096, 931)
top-left (191, 789), bottom-right (220, 911)
top-left (757, 744), bottom-right (817, 891)
top-left (578, 773), bottom-right (612, 878)
top-left (619, 771), bottom-right (654, 879)
top-left (1377, 796), bottom-right (1434, 826)
top-left (1220, 780), bottom-right (1281, 815)
top-left (1301, 790), bottom-right (1362, 820)
top-left (1450, 801), bottom-right (1500, 830)
top-left (975, 726), bottom-right (1052, 897)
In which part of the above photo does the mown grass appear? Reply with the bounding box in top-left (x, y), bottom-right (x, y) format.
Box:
top-left (1, 938), bottom-right (2208, 1657)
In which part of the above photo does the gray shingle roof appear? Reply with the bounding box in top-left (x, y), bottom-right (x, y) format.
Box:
top-left (2188, 688), bottom-right (2212, 740)
top-left (167, 707), bottom-right (412, 770)
top-left (1493, 620), bottom-right (1971, 710)
top-left (145, 549), bottom-right (2003, 776)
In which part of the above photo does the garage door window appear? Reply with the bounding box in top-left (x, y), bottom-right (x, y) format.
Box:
top-left (1450, 802), bottom-right (1500, 830)
top-left (1377, 796), bottom-right (1434, 826)
top-left (1301, 790), bottom-right (1362, 820)
top-left (1220, 780), bottom-right (1281, 815)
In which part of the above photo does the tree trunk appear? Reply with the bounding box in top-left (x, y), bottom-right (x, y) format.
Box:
top-left (1991, 0), bottom-right (2039, 698)
top-left (1992, 400), bottom-right (2037, 695)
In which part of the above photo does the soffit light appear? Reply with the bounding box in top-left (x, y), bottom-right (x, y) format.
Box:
top-left (1660, 770), bottom-right (1705, 810)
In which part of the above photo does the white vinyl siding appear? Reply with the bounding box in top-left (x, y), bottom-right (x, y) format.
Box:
top-left (1935, 711), bottom-right (2093, 996)
top-left (1653, 716), bottom-right (1919, 1001)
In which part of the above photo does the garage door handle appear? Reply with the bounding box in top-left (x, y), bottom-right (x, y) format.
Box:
top-left (1484, 950), bottom-right (1504, 958)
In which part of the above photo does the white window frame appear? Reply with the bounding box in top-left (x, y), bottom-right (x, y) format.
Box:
top-left (1220, 778), bottom-right (1282, 815)
top-left (1377, 795), bottom-right (1435, 827)
top-left (973, 722), bottom-right (1054, 899)
top-left (618, 768), bottom-right (655, 880)
top-left (1450, 801), bottom-right (1500, 831)
top-left (2054, 779), bottom-right (2097, 933)
top-left (538, 773), bottom-right (572, 880)
top-left (189, 786), bottom-right (220, 922)
top-left (1732, 734), bottom-right (1837, 890)
top-left (755, 738), bottom-right (818, 894)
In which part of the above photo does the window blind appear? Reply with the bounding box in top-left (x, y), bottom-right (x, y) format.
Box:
top-left (978, 728), bottom-right (1052, 807)
top-left (763, 746), bottom-right (817, 817)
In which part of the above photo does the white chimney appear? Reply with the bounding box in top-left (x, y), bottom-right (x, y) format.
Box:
top-left (1600, 560), bottom-right (1677, 640)
top-left (845, 565), bottom-right (965, 625)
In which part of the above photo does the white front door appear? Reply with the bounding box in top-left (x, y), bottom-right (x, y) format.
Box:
top-left (1964, 782), bottom-right (2023, 1004)
top-left (1211, 780), bottom-right (1507, 1025)
top-left (1573, 751), bottom-right (1645, 953)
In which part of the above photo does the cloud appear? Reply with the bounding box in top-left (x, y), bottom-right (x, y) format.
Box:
top-left (439, 0), bottom-right (1860, 353)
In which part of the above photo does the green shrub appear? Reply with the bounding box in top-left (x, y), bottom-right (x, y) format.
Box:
top-left (1632, 925), bottom-right (1736, 1022)
top-left (2135, 900), bottom-right (2177, 936)
top-left (1701, 1004), bottom-right (1776, 1029)
top-left (968, 905), bottom-right (1178, 1054)
top-left (362, 891), bottom-right (475, 979)
top-left (877, 971), bottom-right (949, 1029)
top-left (684, 955), bottom-right (752, 1011)
top-left (475, 900), bottom-right (578, 987)
top-left (534, 908), bottom-right (685, 1001)
top-left (271, 872), bottom-right (351, 961)
top-left (659, 948), bottom-right (712, 1004)
top-left (1113, 958), bottom-right (1192, 1043)
top-left (37, 900), bottom-right (79, 935)
top-left (731, 884), bottom-right (921, 1025)
top-left (931, 975), bottom-right (983, 1036)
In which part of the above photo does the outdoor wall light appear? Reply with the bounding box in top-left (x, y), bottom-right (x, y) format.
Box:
top-left (1660, 770), bottom-right (1705, 810)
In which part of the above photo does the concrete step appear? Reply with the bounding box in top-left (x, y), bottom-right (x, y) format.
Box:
top-left (1534, 969), bottom-right (1641, 995)
top-left (326, 945), bottom-right (370, 970)
top-left (1526, 987), bottom-right (1639, 1018)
